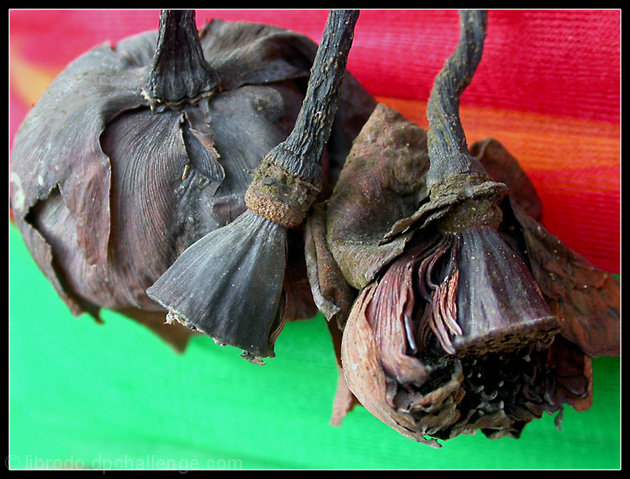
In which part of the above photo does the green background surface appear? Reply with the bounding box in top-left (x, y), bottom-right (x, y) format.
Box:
top-left (9, 223), bottom-right (621, 470)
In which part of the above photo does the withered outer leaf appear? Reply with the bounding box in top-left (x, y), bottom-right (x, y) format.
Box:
top-left (304, 203), bottom-right (357, 327)
top-left (10, 18), bottom-right (376, 349)
top-left (509, 200), bottom-right (620, 358)
top-left (323, 103), bottom-right (431, 291)
top-left (325, 313), bottom-right (360, 426)
top-left (545, 335), bottom-right (594, 412)
top-left (305, 202), bottom-right (358, 424)
top-left (10, 37), bottom-right (147, 316)
top-left (282, 229), bottom-right (320, 322)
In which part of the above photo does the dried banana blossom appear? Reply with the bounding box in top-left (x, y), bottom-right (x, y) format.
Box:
top-left (306, 11), bottom-right (619, 445)
top-left (9, 10), bottom-right (375, 351)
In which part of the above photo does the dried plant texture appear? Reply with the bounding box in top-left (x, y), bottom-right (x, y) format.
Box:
top-left (147, 10), bottom-right (362, 360)
top-left (412, 10), bottom-right (563, 358)
top-left (10, 16), bottom-right (376, 350)
top-left (305, 103), bottom-right (619, 444)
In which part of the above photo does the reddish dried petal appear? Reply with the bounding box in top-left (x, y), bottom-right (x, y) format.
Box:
top-left (341, 286), bottom-right (448, 447)
top-left (366, 259), bottom-right (430, 387)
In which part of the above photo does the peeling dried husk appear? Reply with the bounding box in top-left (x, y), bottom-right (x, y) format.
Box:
top-left (10, 11), bottom-right (376, 351)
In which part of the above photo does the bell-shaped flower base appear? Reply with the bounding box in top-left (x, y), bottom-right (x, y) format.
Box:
top-left (419, 225), bottom-right (560, 357)
top-left (453, 225), bottom-right (560, 355)
top-left (147, 210), bottom-right (287, 360)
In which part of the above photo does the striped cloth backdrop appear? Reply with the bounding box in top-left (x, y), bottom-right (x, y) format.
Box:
top-left (9, 9), bottom-right (620, 274)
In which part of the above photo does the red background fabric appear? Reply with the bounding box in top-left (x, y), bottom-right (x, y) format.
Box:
top-left (9, 9), bottom-right (620, 273)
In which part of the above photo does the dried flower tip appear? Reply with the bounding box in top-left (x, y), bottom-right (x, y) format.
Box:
top-left (142, 10), bottom-right (219, 108)
top-left (146, 210), bottom-right (287, 359)
top-left (440, 225), bottom-right (559, 356)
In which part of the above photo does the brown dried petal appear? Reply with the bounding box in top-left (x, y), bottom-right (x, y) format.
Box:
top-left (325, 318), bottom-right (360, 426)
top-left (201, 19), bottom-right (377, 177)
top-left (21, 212), bottom-right (99, 327)
top-left (199, 19), bottom-right (316, 91)
top-left (282, 229), bottom-right (319, 322)
top-left (341, 285), bottom-right (455, 447)
top-left (510, 199), bottom-right (620, 357)
top-left (24, 109), bottom-right (197, 312)
top-left (305, 203), bottom-right (359, 424)
top-left (545, 335), bottom-right (594, 412)
top-left (304, 203), bottom-right (356, 327)
top-left (324, 103), bottom-right (430, 290)
top-left (469, 138), bottom-right (543, 221)
top-left (117, 307), bottom-right (197, 353)
top-left (10, 41), bottom-right (145, 272)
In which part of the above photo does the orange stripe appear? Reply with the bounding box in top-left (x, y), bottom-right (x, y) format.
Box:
top-left (377, 96), bottom-right (620, 185)
top-left (9, 42), bottom-right (59, 107)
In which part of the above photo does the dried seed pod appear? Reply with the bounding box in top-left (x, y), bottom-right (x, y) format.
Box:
top-left (147, 10), bottom-right (361, 362)
top-left (305, 10), bottom-right (618, 443)
top-left (9, 9), bottom-right (376, 351)
top-left (415, 10), bottom-right (559, 357)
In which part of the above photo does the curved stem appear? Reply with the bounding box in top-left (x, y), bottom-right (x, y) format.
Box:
top-left (268, 9), bottom-right (360, 183)
top-left (245, 9), bottom-right (360, 229)
top-left (143, 10), bottom-right (219, 108)
top-left (426, 10), bottom-right (488, 190)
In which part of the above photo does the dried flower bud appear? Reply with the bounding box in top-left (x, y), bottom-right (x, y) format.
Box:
top-left (9, 10), bottom-right (376, 351)
top-left (409, 10), bottom-right (559, 357)
top-left (146, 9), bottom-right (362, 361)
top-left (311, 10), bottom-right (618, 445)
top-left (306, 101), bottom-right (619, 444)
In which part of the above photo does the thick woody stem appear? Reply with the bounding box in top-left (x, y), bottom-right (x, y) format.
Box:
top-left (426, 10), bottom-right (488, 192)
top-left (143, 10), bottom-right (219, 108)
top-left (246, 9), bottom-right (360, 228)
top-left (280, 9), bottom-right (360, 180)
